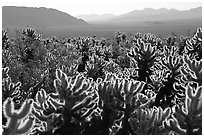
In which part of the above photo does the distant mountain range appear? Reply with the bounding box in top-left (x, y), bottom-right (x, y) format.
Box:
top-left (2, 6), bottom-right (88, 28)
top-left (77, 7), bottom-right (202, 25)
top-left (2, 6), bottom-right (202, 28)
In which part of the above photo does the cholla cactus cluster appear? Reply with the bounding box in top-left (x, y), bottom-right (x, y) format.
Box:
top-left (165, 85), bottom-right (202, 135)
top-left (2, 28), bottom-right (202, 135)
top-left (3, 98), bottom-right (34, 135)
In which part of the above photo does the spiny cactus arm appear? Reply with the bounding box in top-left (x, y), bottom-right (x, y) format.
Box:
top-left (33, 102), bottom-right (42, 110)
top-left (17, 99), bottom-right (33, 119)
top-left (14, 117), bottom-right (35, 135)
top-left (186, 86), bottom-right (202, 116)
top-left (165, 55), bottom-right (181, 72)
top-left (165, 119), bottom-right (186, 135)
top-left (3, 98), bottom-right (34, 135)
top-left (195, 96), bottom-right (202, 115)
top-left (124, 80), bottom-right (134, 101)
top-left (60, 70), bottom-right (70, 89)
top-left (2, 67), bottom-right (9, 78)
top-left (156, 107), bottom-right (163, 124)
top-left (3, 77), bottom-right (21, 98)
top-left (168, 86), bottom-right (202, 135)
top-left (72, 82), bottom-right (90, 96)
top-left (168, 56), bottom-right (175, 69)
top-left (191, 60), bottom-right (201, 73)
top-left (54, 79), bottom-right (62, 92)
top-left (3, 97), bottom-right (14, 118)
top-left (147, 109), bottom-right (157, 128)
top-left (71, 75), bottom-right (84, 91)
top-left (156, 107), bottom-right (171, 125)
top-left (36, 89), bottom-right (47, 106)
top-left (112, 80), bottom-right (124, 102)
top-left (129, 80), bottom-right (139, 95)
top-left (182, 55), bottom-right (202, 84)
top-left (2, 77), bottom-right (11, 94)
top-left (49, 92), bottom-right (60, 99)
top-left (71, 96), bottom-right (93, 112)
top-left (184, 54), bottom-right (202, 72)
top-left (47, 97), bottom-right (64, 110)
top-left (161, 107), bottom-right (171, 121)
top-left (3, 116), bottom-right (20, 135)
top-left (173, 107), bottom-right (188, 130)
top-left (81, 103), bottom-right (98, 119)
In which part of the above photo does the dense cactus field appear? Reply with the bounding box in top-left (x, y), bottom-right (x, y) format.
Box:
top-left (2, 28), bottom-right (202, 135)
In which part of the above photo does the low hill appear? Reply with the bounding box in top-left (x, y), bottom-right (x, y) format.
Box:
top-left (2, 6), bottom-right (88, 28)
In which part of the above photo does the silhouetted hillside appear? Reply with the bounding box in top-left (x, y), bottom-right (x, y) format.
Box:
top-left (109, 7), bottom-right (202, 25)
top-left (2, 6), bottom-right (88, 28)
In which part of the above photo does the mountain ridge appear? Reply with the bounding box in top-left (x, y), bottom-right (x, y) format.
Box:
top-left (2, 6), bottom-right (88, 28)
top-left (76, 7), bottom-right (202, 24)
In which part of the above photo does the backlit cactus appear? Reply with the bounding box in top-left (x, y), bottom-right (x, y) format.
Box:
top-left (2, 98), bottom-right (34, 135)
top-left (165, 85), bottom-right (202, 135)
top-left (128, 39), bottom-right (159, 82)
top-left (181, 54), bottom-right (202, 86)
top-left (96, 73), bottom-right (151, 134)
top-left (54, 69), bottom-right (99, 121)
top-left (129, 107), bottom-right (171, 134)
top-left (2, 67), bottom-right (21, 102)
top-left (153, 52), bottom-right (185, 108)
top-left (185, 28), bottom-right (202, 61)
top-left (31, 89), bottom-right (63, 134)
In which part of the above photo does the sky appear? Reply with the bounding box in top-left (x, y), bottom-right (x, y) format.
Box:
top-left (1, 0), bottom-right (202, 16)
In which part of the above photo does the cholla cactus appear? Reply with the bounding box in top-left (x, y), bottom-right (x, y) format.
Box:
top-left (60, 64), bottom-right (79, 77)
top-left (128, 39), bottom-right (158, 83)
top-left (153, 53), bottom-right (185, 108)
top-left (165, 85), bottom-right (202, 135)
top-left (129, 107), bottom-right (171, 134)
top-left (142, 33), bottom-right (157, 46)
top-left (185, 28), bottom-right (202, 61)
top-left (177, 36), bottom-right (189, 55)
top-left (86, 54), bottom-right (107, 81)
top-left (2, 98), bottom-right (34, 135)
top-left (31, 89), bottom-right (63, 134)
top-left (2, 67), bottom-right (21, 102)
top-left (2, 67), bottom-right (9, 79)
top-left (98, 74), bottom-right (147, 112)
top-left (97, 73), bottom-right (149, 134)
top-left (54, 69), bottom-right (99, 122)
top-left (21, 28), bottom-right (42, 41)
top-left (181, 55), bottom-right (202, 86)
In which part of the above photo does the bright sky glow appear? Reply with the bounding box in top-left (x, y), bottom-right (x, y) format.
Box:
top-left (2, 0), bottom-right (202, 16)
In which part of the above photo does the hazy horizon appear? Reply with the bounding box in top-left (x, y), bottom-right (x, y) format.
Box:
top-left (2, 0), bottom-right (202, 16)
top-left (2, 0), bottom-right (202, 39)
